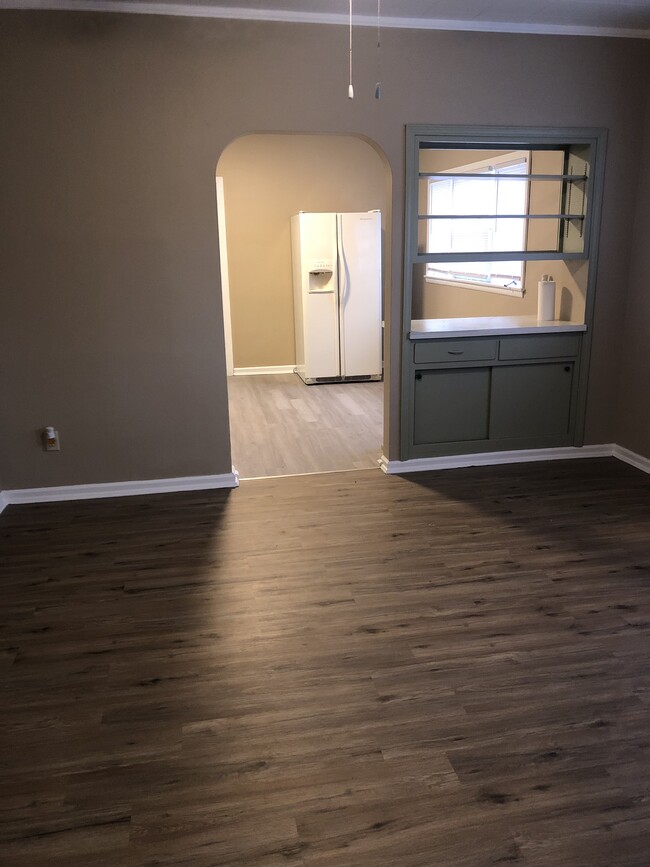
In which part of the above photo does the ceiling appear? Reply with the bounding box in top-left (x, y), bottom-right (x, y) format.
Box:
top-left (3, 0), bottom-right (650, 38)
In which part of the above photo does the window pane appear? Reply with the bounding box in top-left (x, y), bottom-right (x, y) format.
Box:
top-left (425, 155), bottom-right (527, 256)
top-left (416, 147), bottom-right (583, 256)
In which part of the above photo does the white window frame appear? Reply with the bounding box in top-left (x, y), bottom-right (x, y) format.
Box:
top-left (426, 151), bottom-right (530, 298)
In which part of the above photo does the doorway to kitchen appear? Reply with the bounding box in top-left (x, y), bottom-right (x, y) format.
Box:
top-left (216, 133), bottom-right (391, 480)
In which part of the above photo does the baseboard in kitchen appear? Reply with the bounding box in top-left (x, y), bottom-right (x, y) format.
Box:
top-left (232, 366), bottom-right (295, 376)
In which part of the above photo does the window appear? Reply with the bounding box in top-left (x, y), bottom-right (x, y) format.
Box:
top-left (426, 152), bottom-right (529, 297)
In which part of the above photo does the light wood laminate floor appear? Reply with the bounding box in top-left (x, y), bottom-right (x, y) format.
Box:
top-left (1, 459), bottom-right (650, 864)
top-left (227, 374), bottom-right (383, 478)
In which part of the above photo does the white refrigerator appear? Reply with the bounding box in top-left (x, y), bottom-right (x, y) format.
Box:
top-left (291, 211), bottom-right (382, 384)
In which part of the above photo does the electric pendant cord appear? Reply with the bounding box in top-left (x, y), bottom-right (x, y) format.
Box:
top-left (375, 0), bottom-right (382, 99)
top-left (348, 0), bottom-right (354, 99)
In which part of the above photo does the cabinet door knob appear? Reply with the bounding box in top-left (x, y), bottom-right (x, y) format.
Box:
top-left (415, 373), bottom-right (422, 380)
top-left (564, 366), bottom-right (571, 372)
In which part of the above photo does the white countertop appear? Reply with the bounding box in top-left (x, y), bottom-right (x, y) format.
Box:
top-left (410, 316), bottom-right (587, 340)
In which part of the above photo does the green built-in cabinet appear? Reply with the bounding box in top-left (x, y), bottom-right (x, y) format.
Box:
top-left (400, 125), bottom-right (607, 461)
top-left (410, 333), bottom-right (581, 457)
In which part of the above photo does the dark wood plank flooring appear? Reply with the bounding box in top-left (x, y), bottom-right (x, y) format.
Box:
top-left (1, 458), bottom-right (650, 865)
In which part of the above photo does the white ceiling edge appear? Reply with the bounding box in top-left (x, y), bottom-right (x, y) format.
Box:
top-left (1, 0), bottom-right (649, 40)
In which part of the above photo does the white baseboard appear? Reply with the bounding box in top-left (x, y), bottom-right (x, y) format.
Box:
top-left (379, 444), bottom-right (616, 474)
top-left (233, 366), bottom-right (295, 376)
top-left (1, 470), bottom-right (239, 507)
top-left (1, 445), bottom-right (648, 515)
top-left (612, 444), bottom-right (650, 475)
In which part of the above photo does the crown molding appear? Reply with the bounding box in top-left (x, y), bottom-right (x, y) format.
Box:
top-left (1, 1), bottom-right (649, 40)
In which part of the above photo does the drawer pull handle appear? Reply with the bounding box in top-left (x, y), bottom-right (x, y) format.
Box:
top-left (448, 350), bottom-right (464, 355)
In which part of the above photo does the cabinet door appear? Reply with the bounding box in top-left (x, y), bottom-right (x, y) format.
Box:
top-left (414, 368), bottom-right (490, 445)
top-left (490, 363), bottom-right (574, 440)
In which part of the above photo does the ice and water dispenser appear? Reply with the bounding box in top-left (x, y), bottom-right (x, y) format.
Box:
top-left (308, 260), bottom-right (335, 293)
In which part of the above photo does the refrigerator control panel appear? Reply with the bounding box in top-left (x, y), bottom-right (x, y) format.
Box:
top-left (308, 259), bottom-right (334, 275)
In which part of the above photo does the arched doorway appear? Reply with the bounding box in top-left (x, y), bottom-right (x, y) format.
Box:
top-left (216, 132), bottom-right (392, 480)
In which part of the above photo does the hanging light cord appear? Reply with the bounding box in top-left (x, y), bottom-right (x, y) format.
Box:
top-left (375, 0), bottom-right (382, 99)
top-left (348, 0), bottom-right (354, 99)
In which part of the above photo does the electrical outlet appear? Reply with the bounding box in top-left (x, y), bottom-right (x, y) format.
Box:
top-left (43, 427), bottom-right (60, 451)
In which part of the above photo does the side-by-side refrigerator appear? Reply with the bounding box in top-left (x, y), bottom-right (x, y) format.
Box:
top-left (291, 211), bottom-right (382, 384)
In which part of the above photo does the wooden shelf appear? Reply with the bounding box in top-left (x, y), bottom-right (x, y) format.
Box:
top-left (414, 251), bottom-right (586, 263)
top-left (418, 213), bottom-right (585, 221)
top-left (419, 172), bottom-right (588, 181)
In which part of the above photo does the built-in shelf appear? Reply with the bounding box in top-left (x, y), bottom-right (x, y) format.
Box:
top-left (418, 213), bottom-right (585, 221)
top-left (419, 172), bottom-right (588, 181)
top-left (414, 251), bottom-right (585, 263)
top-left (401, 125), bottom-right (606, 461)
top-left (410, 316), bottom-right (588, 340)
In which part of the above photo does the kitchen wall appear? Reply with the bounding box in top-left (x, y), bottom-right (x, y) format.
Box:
top-left (218, 134), bottom-right (389, 370)
top-left (616, 77), bottom-right (650, 459)
top-left (0, 12), bottom-right (648, 491)
top-left (412, 260), bottom-right (588, 321)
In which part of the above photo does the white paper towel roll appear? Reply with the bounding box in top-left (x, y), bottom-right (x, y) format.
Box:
top-left (538, 275), bottom-right (556, 321)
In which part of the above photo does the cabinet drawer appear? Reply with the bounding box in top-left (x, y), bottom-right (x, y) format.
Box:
top-left (414, 338), bottom-right (497, 364)
top-left (498, 334), bottom-right (581, 361)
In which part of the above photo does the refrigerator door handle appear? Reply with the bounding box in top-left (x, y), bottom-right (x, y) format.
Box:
top-left (337, 214), bottom-right (350, 377)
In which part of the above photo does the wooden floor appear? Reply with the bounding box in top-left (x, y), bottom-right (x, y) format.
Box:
top-left (1, 458), bottom-right (650, 865)
top-left (227, 374), bottom-right (383, 478)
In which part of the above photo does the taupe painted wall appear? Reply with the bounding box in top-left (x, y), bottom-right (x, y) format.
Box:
top-left (0, 12), bottom-right (648, 490)
top-left (617, 76), bottom-right (650, 458)
top-left (218, 134), bottom-right (388, 369)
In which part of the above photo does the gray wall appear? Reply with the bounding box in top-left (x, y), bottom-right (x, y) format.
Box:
top-left (617, 77), bottom-right (650, 457)
top-left (0, 11), bottom-right (648, 489)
